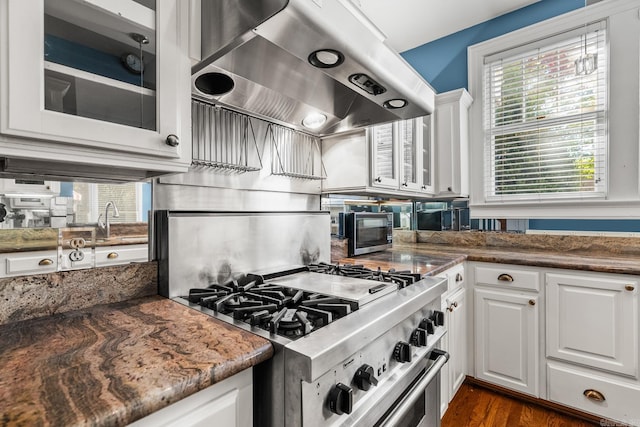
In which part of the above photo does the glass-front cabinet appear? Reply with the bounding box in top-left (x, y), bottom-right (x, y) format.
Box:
top-left (369, 117), bottom-right (433, 194)
top-left (0, 0), bottom-right (189, 161)
top-left (370, 122), bottom-right (397, 189)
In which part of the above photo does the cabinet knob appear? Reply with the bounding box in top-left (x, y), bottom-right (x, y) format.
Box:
top-left (38, 258), bottom-right (54, 266)
top-left (165, 134), bottom-right (180, 147)
top-left (528, 299), bottom-right (536, 306)
top-left (625, 285), bottom-right (635, 291)
top-left (583, 389), bottom-right (605, 402)
top-left (402, 181), bottom-right (408, 187)
top-left (455, 273), bottom-right (463, 282)
top-left (447, 186), bottom-right (452, 192)
top-left (374, 176), bottom-right (382, 183)
top-left (421, 185), bottom-right (427, 190)
top-left (107, 252), bottom-right (119, 259)
top-left (497, 273), bottom-right (514, 282)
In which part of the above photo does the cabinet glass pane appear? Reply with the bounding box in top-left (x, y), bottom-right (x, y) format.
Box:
top-left (43, 0), bottom-right (157, 130)
top-left (374, 123), bottom-right (395, 179)
top-left (422, 117), bottom-right (432, 187)
top-left (400, 119), bottom-right (417, 184)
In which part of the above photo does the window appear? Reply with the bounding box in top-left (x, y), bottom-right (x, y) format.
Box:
top-left (71, 182), bottom-right (147, 224)
top-left (483, 22), bottom-right (607, 201)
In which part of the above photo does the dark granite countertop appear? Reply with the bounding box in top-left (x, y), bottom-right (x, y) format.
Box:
top-left (0, 295), bottom-right (273, 426)
top-left (338, 243), bottom-right (640, 277)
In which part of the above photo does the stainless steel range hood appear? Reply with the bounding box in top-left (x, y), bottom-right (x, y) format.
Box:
top-left (192, 0), bottom-right (435, 136)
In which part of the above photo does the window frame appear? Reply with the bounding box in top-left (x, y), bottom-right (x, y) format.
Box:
top-left (482, 22), bottom-right (608, 202)
top-left (467, 0), bottom-right (640, 219)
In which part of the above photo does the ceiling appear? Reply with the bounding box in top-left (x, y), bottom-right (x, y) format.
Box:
top-left (353, 0), bottom-right (542, 52)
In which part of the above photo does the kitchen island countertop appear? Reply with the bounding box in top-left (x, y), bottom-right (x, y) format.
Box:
top-left (0, 295), bottom-right (273, 426)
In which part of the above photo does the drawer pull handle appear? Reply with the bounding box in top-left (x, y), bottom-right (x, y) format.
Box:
top-left (497, 273), bottom-right (514, 282)
top-left (625, 285), bottom-right (635, 291)
top-left (455, 273), bottom-right (463, 282)
top-left (38, 258), bottom-right (54, 266)
top-left (583, 389), bottom-right (605, 402)
top-left (107, 252), bottom-right (119, 259)
top-left (528, 299), bottom-right (536, 306)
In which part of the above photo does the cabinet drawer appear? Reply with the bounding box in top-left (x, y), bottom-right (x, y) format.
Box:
top-left (95, 245), bottom-right (147, 267)
top-left (474, 264), bottom-right (540, 291)
top-left (446, 263), bottom-right (465, 293)
top-left (3, 251), bottom-right (58, 276)
top-left (548, 362), bottom-right (640, 424)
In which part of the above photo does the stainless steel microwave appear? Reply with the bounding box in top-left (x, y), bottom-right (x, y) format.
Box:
top-left (344, 212), bottom-right (393, 256)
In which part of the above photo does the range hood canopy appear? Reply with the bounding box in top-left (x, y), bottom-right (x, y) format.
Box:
top-left (193, 0), bottom-right (435, 136)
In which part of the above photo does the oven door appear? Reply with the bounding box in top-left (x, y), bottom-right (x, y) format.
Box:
top-left (376, 349), bottom-right (449, 427)
top-left (343, 347), bottom-right (449, 427)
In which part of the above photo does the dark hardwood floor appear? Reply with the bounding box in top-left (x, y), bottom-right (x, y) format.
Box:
top-left (442, 382), bottom-right (599, 427)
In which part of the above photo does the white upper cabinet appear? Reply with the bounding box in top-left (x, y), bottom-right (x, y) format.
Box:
top-left (0, 0), bottom-right (191, 177)
top-left (321, 116), bottom-right (434, 197)
top-left (434, 89), bottom-right (472, 197)
top-left (370, 117), bottom-right (434, 194)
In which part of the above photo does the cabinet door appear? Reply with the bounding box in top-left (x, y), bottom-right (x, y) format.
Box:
top-left (419, 115), bottom-right (435, 194)
top-left (398, 118), bottom-right (422, 191)
top-left (2, 0), bottom-right (186, 159)
top-left (448, 287), bottom-right (467, 397)
top-left (546, 272), bottom-right (638, 377)
top-left (434, 89), bottom-right (472, 196)
top-left (440, 293), bottom-right (451, 415)
top-left (475, 288), bottom-right (539, 396)
top-left (370, 123), bottom-right (399, 188)
top-left (130, 368), bottom-right (252, 427)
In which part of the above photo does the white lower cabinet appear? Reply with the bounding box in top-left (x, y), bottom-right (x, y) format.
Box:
top-left (470, 261), bottom-right (640, 425)
top-left (447, 287), bottom-right (467, 399)
top-left (474, 287), bottom-right (539, 396)
top-left (130, 367), bottom-right (253, 427)
top-left (546, 272), bottom-right (638, 377)
top-left (437, 264), bottom-right (467, 415)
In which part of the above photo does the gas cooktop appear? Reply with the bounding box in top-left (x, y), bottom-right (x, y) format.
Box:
top-left (182, 263), bottom-right (424, 340)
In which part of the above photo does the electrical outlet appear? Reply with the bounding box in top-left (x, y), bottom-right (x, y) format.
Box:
top-left (69, 250), bottom-right (84, 262)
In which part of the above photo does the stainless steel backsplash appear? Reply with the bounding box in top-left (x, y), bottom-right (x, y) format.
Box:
top-left (155, 211), bottom-right (330, 297)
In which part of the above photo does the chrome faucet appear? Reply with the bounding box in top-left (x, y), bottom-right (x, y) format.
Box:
top-left (98, 201), bottom-right (120, 238)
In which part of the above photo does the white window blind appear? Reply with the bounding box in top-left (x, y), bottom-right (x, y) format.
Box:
top-left (484, 22), bottom-right (607, 201)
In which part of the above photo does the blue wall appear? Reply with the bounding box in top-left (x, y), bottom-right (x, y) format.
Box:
top-left (402, 0), bottom-right (640, 232)
top-left (529, 219), bottom-right (640, 232)
top-left (401, 0), bottom-right (585, 93)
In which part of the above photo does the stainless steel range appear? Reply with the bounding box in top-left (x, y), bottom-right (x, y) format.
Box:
top-left (155, 211), bottom-right (448, 427)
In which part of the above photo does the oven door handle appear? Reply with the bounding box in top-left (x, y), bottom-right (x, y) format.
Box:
top-left (379, 349), bottom-right (450, 427)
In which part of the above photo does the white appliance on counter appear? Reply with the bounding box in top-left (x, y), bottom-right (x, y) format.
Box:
top-left (0, 178), bottom-right (64, 228)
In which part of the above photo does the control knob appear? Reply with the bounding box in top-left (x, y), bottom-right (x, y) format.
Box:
top-left (353, 364), bottom-right (378, 391)
top-left (393, 341), bottom-right (412, 363)
top-left (410, 328), bottom-right (428, 347)
top-left (419, 318), bottom-right (435, 335)
top-left (328, 383), bottom-right (353, 415)
top-left (431, 310), bottom-right (445, 327)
